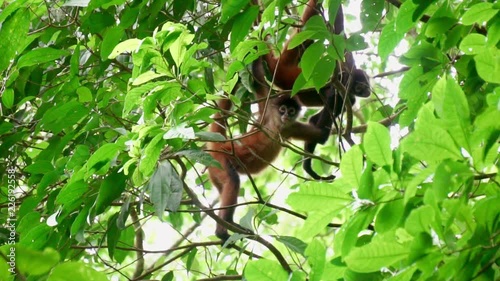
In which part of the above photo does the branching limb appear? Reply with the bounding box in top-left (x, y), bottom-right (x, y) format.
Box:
top-left (130, 207), bottom-right (145, 279)
top-left (330, 106), bottom-right (406, 135)
top-left (174, 158), bottom-right (293, 273)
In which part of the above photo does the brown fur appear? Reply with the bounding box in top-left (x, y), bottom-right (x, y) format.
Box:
top-left (207, 58), bottom-right (329, 240)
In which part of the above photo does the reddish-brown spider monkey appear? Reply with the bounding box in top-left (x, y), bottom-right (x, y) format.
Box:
top-left (207, 57), bottom-right (330, 241)
top-left (259, 0), bottom-right (370, 180)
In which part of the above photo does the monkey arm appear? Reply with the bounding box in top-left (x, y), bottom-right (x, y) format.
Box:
top-left (283, 121), bottom-right (329, 143)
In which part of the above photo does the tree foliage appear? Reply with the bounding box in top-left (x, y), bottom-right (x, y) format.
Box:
top-left (0, 0), bottom-right (499, 280)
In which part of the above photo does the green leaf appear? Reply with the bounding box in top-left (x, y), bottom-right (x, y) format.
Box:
top-left (56, 180), bottom-right (88, 212)
top-left (386, 265), bottom-right (417, 281)
top-left (344, 241), bottom-right (410, 273)
top-left (76, 86), bottom-right (93, 103)
top-left (175, 150), bottom-right (221, 168)
top-left (488, 19), bottom-right (500, 46)
top-left (461, 2), bottom-right (498, 26)
top-left (19, 223), bottom-right (51, 249)
top-left (132, 70), bottom-right (167, 86)
top-left (287, 182), bottom-right (351, 213)
top-left (140, 134), bottom-right (166, 177)
top-left (364, 122), bottom-right (393, 167)
top-left (169, 30), bottom-right (194, 68)
top-left (95, 171), bottom-right (127, 215)
top-left (1, 88), bottom-right (14, 109)
top-left (163, 123), bottom-right (196, 140)
top-left (161, 272), bottom-right (175, 281)
top-left (101, 26), bottom-right (125, 60)
top-left (432, 77), bottom-right (471, 151)
top-left (17, 48), bottom-right (70, 69)
top-left (230, 5), bottom-right (259, 51)
top-left (375, 200), bottom-right (404, 233)
top-left (108, 38), bottom-right (142, 59)
top-left (67, 145), bottom-right (91, 169)
top-left (39, 100), bottom-right (90, 134)
top-left (195, 131), bottom-right (226, 142)
top-left (0, 121), bottom-right (14, 135)
top-left (340, 145), bottom-right (363, 188)
top-left (361, 0), bottom-right (384, 32)
top-left (346, 33), bottom-right (368, 51)
top-left (402, 113), bottom-right (462, 163)
top-left (459, 33), bottom-right (487, 55)
top-left (425, 17), bottom-right (458, 38)
top-left (335, 210), bottom-right (376, 257)
top-left (405, 205), bottom-right (435, 235)
top-left (395, 0), bottom-right (418, 34)
top-left (243, 259), bottom-right (289, 281)
top-left (288, 30), bottom-right (318, 50)
top-left (146, 161), bottom-right (183, 217)
top-left (358, 163), bottom-right (374, 200)
top-left (25, 160), bottom-right (55, 174)
top-left (378, 20), bottom-right (405, 60)
top-left (404, 166), bottom-right (435, 204)
top-left (474, 47), bottom-right (500, 84)
top-left (86, 143), bottom-right (120, 176)
top-left (114, 226), bottom-right (134, 263)
top-left (474, 196), bottom-right (500, 234)
top-left (275, 236), bottom-right (307, 256)
top-left (300, 41), bottom-right (326, 80)
top-left (48, 262), bottom-right (108, 281)
top-left (123, 81), bottom-right (164, 116)
top-left (398, 66), bottom-right (439, 126)
top-left (409, 233), bottom-right (435, 265)
top-left (70, 205), bottom-right (91, 242)
top-left (0, 0), bottom-right (29, 23)
top-left (310, 55), bottom-right (336, 90)
top-left (8, 246), bottom-right (60, 276)
top-left (220, 0), bottom-right (251, 23)
top-left (402, 128), bottom-right (461, 161)
top-left (305, 239), bottom-right (326, 281)
top-left (299, 207), bottom-right (345, 239)
top-left (0, 8), bottom-right (30, 72)
top-left (106, 214), bottom-right (120, 260)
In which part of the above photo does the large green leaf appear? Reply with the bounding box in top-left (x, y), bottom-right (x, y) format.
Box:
top-left (287, 182), bottom-right (352, 213)
top-left (364, 122), bottom-right (393, 167)
top-left (459, 33), bottom-right (487, 55)
top-left (6, 246), bottom-right (60, 276)
top-left (230, 6), bottom-right (259, 51)
top-left (146, 161), bottom-right (183, 217)
top-left (305, 239), bottom-right (326, 281)
top-left (474, 47), bottom-right (500, 84)
top-left (345, 240), bottom-right (410, 273)
top-left (39, 100), bottom-right (90, 134)
top-left (244, 259), bottom-right (289, 281)
top-left (432, 77), bottom-right (471, 151)
top-left (220, 0), bottom-right (251, 23)
top-left (461, 2), bottom-right (498, 26)
top-left (0, 8), bottom-right (30, 72)
top-left (94, 171), bottom-right (127, 215)
top-left (378, 20), bottom-right (405, 61)
top-left (17, 48), bottom-right (70, 69)
top-left (85, 143), bottom-right (121, 177)
top-left (340, 145), bottom-right (363, 188)
top-left (48, 262), bottom-right (108, 281)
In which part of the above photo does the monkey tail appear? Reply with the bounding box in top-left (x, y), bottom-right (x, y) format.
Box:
top-left (210, 99), bottom-right (232, 137)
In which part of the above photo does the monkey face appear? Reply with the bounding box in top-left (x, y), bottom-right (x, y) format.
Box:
top-left (278, 104), bottom-right (299, 124)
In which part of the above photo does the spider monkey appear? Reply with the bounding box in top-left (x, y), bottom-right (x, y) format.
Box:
top-left (259, 0), bottom-right (371, 180)
top-left (207, 57), bottom-right (330, 241)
